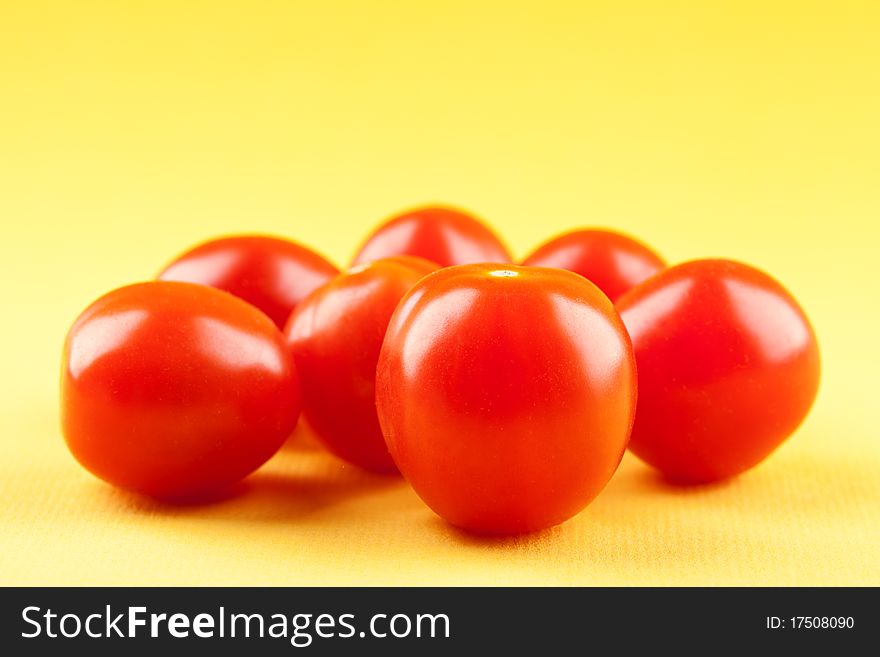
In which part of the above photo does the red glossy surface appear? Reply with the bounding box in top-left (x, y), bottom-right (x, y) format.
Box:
top-left (617, 259), bottom-right (820, 483)
top-left (522, 229), bottom-right (665, 302)
top-left (158, 235), bottom-right (338, 329)
top-left (61, 281), bottom-right (301, 498)
top-left (351, 206), bottom-right (512, 267)
top-left (376, 264), bottom-right (637, 534)
top-left (285, 256), bottom-right (438, 473)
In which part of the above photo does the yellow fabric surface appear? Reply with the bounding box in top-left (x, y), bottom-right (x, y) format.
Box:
top-left (1, 1), bottom-right (878, 586)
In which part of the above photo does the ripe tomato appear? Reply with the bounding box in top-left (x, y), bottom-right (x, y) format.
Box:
top-left (351, 206), bottom-right (512, 267)
top-left (616, 259), bottom-right (820, 483)
top-left (285, 256), bottom-right (438, 473)
top-left (376, 264), bottom-right (637, 534)
top-left (522, 229), bottom-right (665, 302)
top-left (158, 235), bottom-right (338, 329)
top-left (61, 281), bottom-right (301, 498)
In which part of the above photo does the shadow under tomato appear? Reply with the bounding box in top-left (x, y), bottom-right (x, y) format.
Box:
top-left (233, 468), bottom-right (404, 522)
top-left (99, 480), bottom-right (249, 511)
top-left (421, 514), bottom-right (568, 547)
top-left (610, 447), bottom-right (880, 530)
top-left (630, 468), bottom-right (739, 495)
top-left (99, 443), bottom-right (403, 522)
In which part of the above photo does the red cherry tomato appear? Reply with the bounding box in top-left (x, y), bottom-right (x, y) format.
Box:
top-left (522, 229), bottom-right (665, 302)
top-left (61, 281), bottom-right (301, 498)
top-left (285, 256), bottom-right (438, 473)
top-left (158, 235), bottom-right (338, 329)
top-left (376, 264), bottom-right (637, 534)
top-left (616, 259), bottom-right (820, 483)
top-left (351, 206), bottom-right (512, 267)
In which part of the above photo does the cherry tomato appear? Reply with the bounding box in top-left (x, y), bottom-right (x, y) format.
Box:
top-left (616, 259), bottom-right (820, 483)
top-left (522, 229), bottom-right (665, 302)
top-left (351, 206), bottom-right (512, 267)
top-left (285, 256), bottom-right (438, 473)
top-left (376, 264), bottom-right (637, 534)
top-left (158, 235), bottom-right (338, 329)
top-left (61, 281), bottom-right (301, 498)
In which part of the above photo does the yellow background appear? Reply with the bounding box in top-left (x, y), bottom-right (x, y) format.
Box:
top-left (1, 1), bottom-right (878, 585)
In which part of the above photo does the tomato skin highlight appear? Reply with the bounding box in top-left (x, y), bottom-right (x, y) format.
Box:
top-left (158, 235), bottom-right (338, 329)
top-left (616, 259), bottom-right (820, 484)
top-left (351, 206), bottom-right (512, 267)
top-left (61, 281), bottom-right (301, 498)
top-left (285, 256), bottom-right (438, 473)
top-left (376, 264), bottom-right (637, 535)
top-left (522, 229), bottom-right (665, 302)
